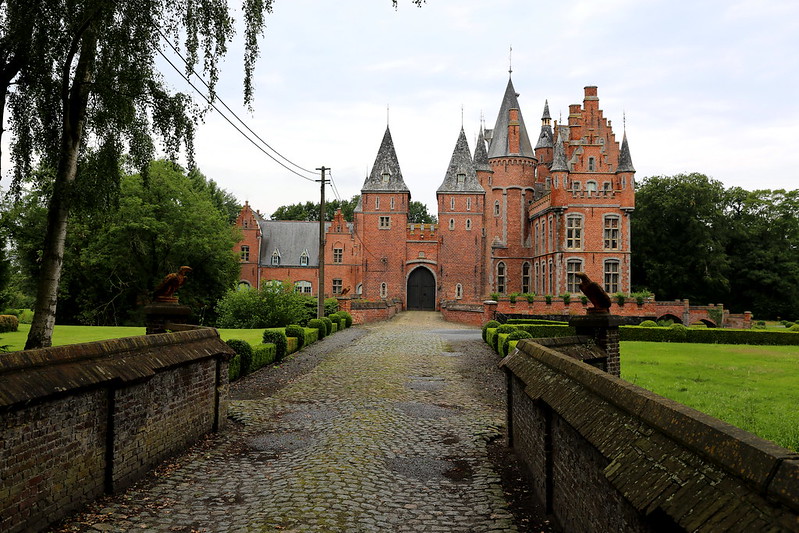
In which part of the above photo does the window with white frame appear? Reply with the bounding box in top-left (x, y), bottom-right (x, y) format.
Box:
top-left (379, 216), bottom-right (390, 229)
top-left (604, 260), bottom-right (620, 294)
top-left (380, 282), bottom-right (388, 298)
top-left (522, 262), bottom-right (531, 294)
top-left (332, 278), bottom-right (343, 294)
top-left (566, 259), bottom-right (583, 293)
top-left (466, 218), bottom-right (472, 230)
top-left (604, 215), bottom-right (620, 250)
top-left (299, 249), bottom-right (309, 266)
top-left (390, 197), bottom-right (395, 210)
top-left (588, 157), bottom-right (595, 171)
top-left (466, 197), bottom-right (472, 211)
top-left (450, 197), bottom-right (455, 210)
top-left (456, 172), bottom-right (466, 185)
top-left (449, 218), bottom-right (455, 230)
top-left (294, 280), bottom-right (312, 294)
top-left (566, 215), bottom-right (582, 249)
top-left (548, 216), bottom-right (554, 253)
top-left (333, 247), bottom-right (343, 264)
top-left (494, 201), bottom-right (500, 217)
top-left (240, 245), bottom-right (250, 262)
top-left (271, 249), bottom-right (280, 266)
top-left (586, 181), bottom-right (598, 192)
top-left (496, 262), bottom-right (506, 294)
top-left (548, 259), bottom-right (554, 294)
top-left (455, 283), bottom-right (463, 299)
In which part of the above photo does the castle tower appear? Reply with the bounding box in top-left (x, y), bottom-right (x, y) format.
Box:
top-left (437, 128), bottom-right (486, 303)
top-left (235, 201), bottom-right (263, 289)
top-left (354, 126), bottom-right (412, 303)
top-left (484, 77), bottom-right (538, 296)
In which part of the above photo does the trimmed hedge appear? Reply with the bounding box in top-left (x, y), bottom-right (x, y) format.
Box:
top-left (620, 326), bottom-right (799, 345)
top-left (501, 330), bottom-right (533, 357)
top-left (339, 311), bottom-right (353, 327)
top-left (506, 318), bottom-right (568, 325)
top-left (308, 318), bottom-right (326, 339)
top-left (321, 317), bottom-right (333, 336)
top-left (285, 324), bottom-right (305, 349)
top-left (0, 315), bottom-right (19, 333)
top-left (252, 343), bottom-right (276, 370)
top-left (225, 339), bottom-right (253, 375)
top-left (482, 320), bottom-right (500, 341)
top-left (262, 329), bottom-right (288, 361)
top-left (228, 354), bottom-right (242, 382)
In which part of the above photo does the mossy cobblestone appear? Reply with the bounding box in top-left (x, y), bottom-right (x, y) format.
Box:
top-left (54, 312), bottom-right (518, 532)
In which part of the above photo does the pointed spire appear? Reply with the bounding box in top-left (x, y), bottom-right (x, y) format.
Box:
top-left (616, 131), bottom-right (635, 173)
top-left (542, 99), bottom-right (551, 121)
top-left (550, 131), bottom-right (569, 172)
top-left (438, 128), bottom-right (485, 194)
top-left (362, 126), bottom-right (410, 192)
top-left (473, 126), bottom-right (491, 172)
top-left (535, 100), bottom-right (554, 150)
top-left (487, 78), bottom-right (534, 159)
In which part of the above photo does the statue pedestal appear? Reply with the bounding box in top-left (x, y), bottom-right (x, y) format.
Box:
top-left (568, 314), bottom-right (624, 377)
top-left (144, 303), bottom-right (192, 334)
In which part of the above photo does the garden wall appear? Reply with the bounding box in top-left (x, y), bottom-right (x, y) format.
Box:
top-left (338, 297), bottom-right (401, 325)
top-left (0, 329), bottom-right (233, 533)
top-left (501, 339), bottom-right (799, 532)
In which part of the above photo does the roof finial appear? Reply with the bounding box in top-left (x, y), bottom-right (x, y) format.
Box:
top-left (508, 45), bottom-right (513, 76)
top-left (387, 104), bottom-right (390, 127)
top-left (623, 110), bottom-right (627, 133)
top-left (461, 104), bottom-right (464, 129)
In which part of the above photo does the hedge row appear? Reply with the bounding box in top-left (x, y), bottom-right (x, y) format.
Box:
top-left (506, 318), bottom-right (568, 325)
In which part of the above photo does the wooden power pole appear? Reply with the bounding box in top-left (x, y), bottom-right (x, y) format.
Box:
top-left (316, 166), bottom-right (328, 319)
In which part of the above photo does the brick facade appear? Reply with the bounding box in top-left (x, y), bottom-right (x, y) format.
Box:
top-left (234, 83), bottom-right (635, 313)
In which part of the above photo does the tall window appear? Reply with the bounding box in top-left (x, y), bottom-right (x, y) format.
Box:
top-left (240, 245), bottom-right (250, 262)
top-left (465, 218), bottom-right (472, 230)
top-left (534, 222), bottom-right (539, 254)
top-left (567, 259), bottom-right (583, 293)
top-left (375, 196), bottom-right (380, 209)
top-left (379, 216), bottom-right (391, 229)
top-left (548, 216), bottom-right (553, 253)
top-left (494, 201), bottom-right (500, 217)
top-left (300, 250), bottom-right (309, 266)
top-left (456, 172), bottom-right (466, 185)
top-left (522, 262), bottom-right (531, 294)
top-left (548, 259), bottom-right (554, 295)
top-left (390, 197), bottom-right (395, 210)
top-left (271, 250), bottom-right (280, 266)
top-left (332, 279), bottom-right (343, 295)
top-left (455, 283), bottom-right (463, 299)
top-left (588, 157), bottom-right (595, 171)
top-left (541, 262), bottom-right (547, 294)
top-left (496, 262), bottom-right (506, 294)
top-left (466, 197), bottom-right (472, 211)
top-left (540, 222), bottom-right (546, 253)
top-left (380, 282), bottom-right (388, 298)
top-left (566, 215), bottom-right (582, 249)
top-left (604, 215), bottom-right (620, 249)
top-left (604, 260), bottom-right (620, 294)
top-left (333, 247), bottom-right (343, 264)
top-left (534, 262), bottom-right (540, 294)
top-left (450, 197), bottom-right (455, 210)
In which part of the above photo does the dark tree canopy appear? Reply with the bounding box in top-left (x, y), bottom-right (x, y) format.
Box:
top-left (270, 196), bottom-right (436, 224)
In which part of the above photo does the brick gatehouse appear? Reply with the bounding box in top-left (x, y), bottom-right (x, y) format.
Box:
top-left (234, 80), bottom-right (636, 310)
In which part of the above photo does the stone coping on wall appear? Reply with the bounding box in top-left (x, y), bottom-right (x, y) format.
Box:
top-left (0, 328), bottom-right (234, 409)
top-left (501, 339), bottom-right (799, 519)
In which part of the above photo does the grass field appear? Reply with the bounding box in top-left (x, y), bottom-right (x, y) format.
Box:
top-left (621, 341), bottom-right (799, 451)
top-left (0, 324), bottom-right (267, 352)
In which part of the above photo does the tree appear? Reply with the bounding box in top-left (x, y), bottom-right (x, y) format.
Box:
top-left (215, 281), bottom-right (314, 328)
top-left (271, 196), bottom-right (361, 221)
top-left (408, 200), bottom-right (437, 224)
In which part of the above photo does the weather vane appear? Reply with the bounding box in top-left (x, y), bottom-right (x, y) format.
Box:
top-left (509, 45), bottom-right (513, 75)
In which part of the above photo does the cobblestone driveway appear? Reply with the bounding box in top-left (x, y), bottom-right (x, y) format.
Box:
top-left (56, 312), bottom-right (518, 532)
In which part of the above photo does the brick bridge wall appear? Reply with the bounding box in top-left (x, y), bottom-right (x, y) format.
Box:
top-left (501, 340), bottom-right (798, 532)
top-left (0, 329), bottom-right (233, 533)
top-left (337, 297), bottom-right (401, 325)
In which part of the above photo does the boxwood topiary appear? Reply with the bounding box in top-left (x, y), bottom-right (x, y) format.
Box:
top-left (339, 311), bottom-right (353, 327)
top-left (482, 320), bottom-right (501, 341)
top-left (321, 317), bottom-right (333, 336)
top-left (263, 330), bottom-right (288, 361)
top-left (501, 329), bottom-right (533, 357)
top-left (225, 339), bottom-right (253, 376)
top-left (308, 318), bottom-right (326, 339)
top-left (790, 324), bottom-right (799, 332)
top-left (496, 324), bottom-right (517, 334)
top-left (228, 354), bottom-right (241, 382)
top-left (252, 343), bottom-right (276, 369)
top-left (639, 320), bottom-right (658, 327)
top-left (285, 324), bottom-right (305, 349)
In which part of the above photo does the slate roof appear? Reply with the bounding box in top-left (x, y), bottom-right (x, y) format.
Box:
top-left (487, 78), bottom-right (535, 159)
top-left (473, 127), bottom-right (491, 172)
top-left (361, 126), bottom-right (410, 193)
top-left (551, 131), bottom-right (569, 172)
top-left (437, 128), bottom-right (485, 194)
top-left (259, 220), bottom-right (320, 267)
top-left (535, 100), bottom-right (554, 150)
top-left (617, 132), bottom-right (636, 173)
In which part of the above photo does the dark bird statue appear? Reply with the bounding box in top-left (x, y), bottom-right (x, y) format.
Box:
top-left (575, 271), bottom-right (612, 313)
top-left (153, 266), bottom-right (192, 302)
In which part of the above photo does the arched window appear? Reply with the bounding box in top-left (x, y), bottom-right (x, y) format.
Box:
top-left (604, 260), bottom-right (620, 294)
top-left (541, 261), bottom-right (547, 294)
top-left (496, 262), bottom-right (506, 294)
top-left (448, 218), bottom-right (455, 230)
top-left (566, 259), bottom-right (583, 293)
top-left (534, 262), bottom-right (540, 294)
top-left (494, 201), bottom-right (500, 217)
top-left (271, 249), bottom-right (281, 266)
top-left (548, 216), bottom-right (554, 253)
top-left (455, 283), bottom-right (463, 299)
top-left (300, 249), bottom-right (310, 266)
top-left (534, 221), bottom-right (539, 254)
top-left (548, 259), bottom-right (554, 294)
top-left (356, 283), bottom-right (363, 296)
top-left (586, 181), bottom-right (598, 193)
top-left (380, 282), bottom-right (388, 298)
top-left (522, 262), bottom-right (531, 294)
top-left (465, 218), bottom-right (472, 230)
top-left (237, 280), bottom-right (251, 291)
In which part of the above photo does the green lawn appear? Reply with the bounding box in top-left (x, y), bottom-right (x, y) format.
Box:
top-left (621, 341), bottom-right (799, 451)
top-left (1, 324), bottom-right (269, 352)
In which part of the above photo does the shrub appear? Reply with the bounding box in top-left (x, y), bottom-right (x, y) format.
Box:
top-left (620, 325), bottom-right (799, 345)
top-left (636, 295), bottom-right (645, 305)
top-left (560, 293), bottom-right (571, 305)
top-left (790, 324), bottom-right (799, 332)
top-left (615, 293), bottom-right (626, 306)
top-left (339, 311), bottom-right (353, 327)
top-left (263, 329), bottom-right (288, 361)
top-left (308, 318), bottom-right (326, 339)
top-left (321, 317), bottom-right (333, 336)
top-left (225, 339), bottom-right (253, 376)
top-left (482, 320), bottom-right (501, 341)
top-left (509, 292), bottom-right (518, 304)
top-left (581, 295), bottom-right (588, 305)
top-left (489, 292), bottom-right (500, 301)
top-left (285, 325), bottom-right (305, 349)
top-left (495, 324), bottom-right (517, 352)
top-left (0, 314), bottom-right (19, 333)
top-left (325, 298), bottom-right (339, 316)
top-left (328, 313), bottom-right (345, 330)
top-left (525, 293), bottom-right (535, 304)
top-left (228, 354), bottom-right (242, 382)
top-left (657, 318), bottom-right (674, 327)
top-left (545, 295), bottom-right (552, 305)
top-left (252, 343), bottom-right (277, 369)
top-left (501, 330), bottom-right (533, 357)
top-left (215, 281), bottom-right (310, 328)
top-left (639, 320), bottom-right (658, 327)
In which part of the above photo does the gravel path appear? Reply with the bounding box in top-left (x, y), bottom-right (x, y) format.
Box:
top-left (51, 312), bottom-right (554, 532)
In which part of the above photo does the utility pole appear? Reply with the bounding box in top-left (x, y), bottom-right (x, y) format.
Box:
top-left (316, 166), bottom-right (328, 319)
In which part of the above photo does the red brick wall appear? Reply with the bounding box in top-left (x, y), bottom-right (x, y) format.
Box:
top-left (357, 192), bottom-right (410, 303)
top-left (236, 202), bottom-right (261, 288)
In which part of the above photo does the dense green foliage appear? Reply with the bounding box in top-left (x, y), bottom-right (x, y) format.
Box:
top-left (308, 318), bottom-right (326, 339)
top-left (270, 195), bottom-right (436, 224)
top-left (228, 354), bottom-right (242, 382)
top-left (262, 329), bottom-right (288, 361)
top-left (225, 339), bottom-right (253, 376)
top-left (216, 281), bottom-right (312, 329)
top-left (3, 161), bottom-right (240, 325)
top-left (621, 326), bottom-right (799, 345)
top-left (482, 320), bottom-right (501, 341)
top-left (285, 325), bottom-right (305, 349)
top-left (633, 174), bottom-right (799, 319)
top-left (0, 315), bottom-right (19, 333)
top-left (252, 343), bottom-right (276, 369)
top-left (321, 317), bottom-right (334, 336)
top-left (339, 311), bottom-right (353, 328)
top-left (501, 330), bottom-right (532, 357)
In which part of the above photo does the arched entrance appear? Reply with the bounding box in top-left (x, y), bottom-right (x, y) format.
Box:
top-left (407, 267), bottom-right (435, 310)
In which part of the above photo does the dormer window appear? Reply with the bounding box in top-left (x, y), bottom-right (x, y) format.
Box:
top-left (456, 172), bottom-right (466, 185)
top-left (271, 249), bottom-right (281, 266)
top-left (382, 170), bottom-right (391, 184)
top-left (300, 250), bottom-right (309, 266)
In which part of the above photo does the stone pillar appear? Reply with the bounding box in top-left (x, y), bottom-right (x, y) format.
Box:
top-left (483, 300), bottom-right (498, 324)
top-left (743, 311), bottom-right (752, 329)
top-left (144, 303), bottom-right (192, 334)
top-left (568, 314), bottom-right (624, 377)
top-left (337, 296), bottom-right (352, 314)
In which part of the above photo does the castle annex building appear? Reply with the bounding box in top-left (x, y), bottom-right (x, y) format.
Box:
top-left (235, 81), bottom-right (636, 310)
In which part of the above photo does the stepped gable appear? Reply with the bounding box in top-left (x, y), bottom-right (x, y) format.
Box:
top-left (437, 128), bottom-right (485, 193)
top-left (535, 100), bottom-right (554, 150)
top-left (551, 131), bottom-right (569, 172)
top-left (487, 77), bottom-right (535, 159)
top-left (362, 126), bottom-right (410, 193)
top-left (473, 127), bottom-right (491, 172)
top-left (617, 131), bottom-right (635, 173)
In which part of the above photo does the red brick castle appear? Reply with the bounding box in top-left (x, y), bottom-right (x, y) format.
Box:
top-left (234, 81), bottom-right (636, 311)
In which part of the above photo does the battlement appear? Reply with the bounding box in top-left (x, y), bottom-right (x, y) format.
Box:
top-left (407, 223), bottom-right (438, 240)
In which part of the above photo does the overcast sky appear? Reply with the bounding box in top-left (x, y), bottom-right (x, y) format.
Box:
top-left (7, 0), bottom-right (799, 217)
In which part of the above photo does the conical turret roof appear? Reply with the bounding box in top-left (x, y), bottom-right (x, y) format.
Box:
top-left (616, 132), bottom-right (635, 173)
top-left (362, 127), bottom-right (410, 192)
top-left (535, 100), bottom-right (554, 150)
top-left (487, 78), bottom-right (535, 159)
top-left (551, 131), bottom-right (569, 172)
top-left (438, 128), bottom-right (485, 194)
top-left (473, 127), bottom-right (491, 172)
